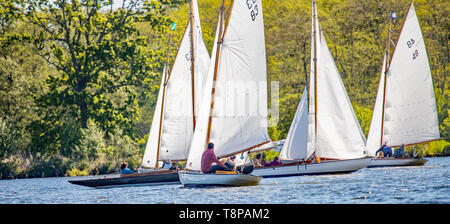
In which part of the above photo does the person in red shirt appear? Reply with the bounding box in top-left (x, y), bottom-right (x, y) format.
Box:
top-left (201, 143), bottom-right (226, 173)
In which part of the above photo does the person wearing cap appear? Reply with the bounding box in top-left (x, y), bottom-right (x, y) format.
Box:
top-left (201, 142), bottom-right (226, 173)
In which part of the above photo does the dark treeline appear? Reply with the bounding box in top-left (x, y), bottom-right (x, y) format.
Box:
top-left (0, 0), bottom-right (448, 179)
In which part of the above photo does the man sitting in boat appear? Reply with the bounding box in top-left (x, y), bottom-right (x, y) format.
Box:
top-left (375, 142), bottom-right (393, 157)
top-left (169, 161), bottom-right (178, 170)
top-left (252, 153), bottom-right (264, 167)
top-left (120, 162), bottom-right (135, 175)
top-left (201, 143), bottom-right (227, 173)
top-left (393, 144), bottom-right (406, 158)
top-left (264, 157), bottom-right (282, 167)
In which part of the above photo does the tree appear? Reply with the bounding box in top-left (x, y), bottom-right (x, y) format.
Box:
top-left (9, 0), bottom-right (182, 154)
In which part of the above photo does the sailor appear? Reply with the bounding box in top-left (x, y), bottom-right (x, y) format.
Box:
top-left (201, 142), bottom-right (226, 173)
top-left (169, 161), bottom-right (178, 170)
top-left (394, 144), bottom-right (406, 157)
top-left (376, 142), bottom-right (393, 157)
top-left (120, 162), bottom-right (135, 175)
top-left (264, 157), bottom-right (282, 167)
top-left (252, 153), bottom-right (264, 166)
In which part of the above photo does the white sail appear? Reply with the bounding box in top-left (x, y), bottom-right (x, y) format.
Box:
top-left (279, 87), bottom-right (309, 160)
top-left (314, 31), bottom-right (367, 159)
top-left (185, 15), bottom-right (223, 171)
top-left (281, 2), bottom-right (366, 161)
top-left (142, 66), bottom-right (167, 167)
top-left (309, 2), bottom-right (366, 160)
top-left (186, 0), bottom-right (270, 170)
top-left (192, 0), bottom-right (211, 115)
top-left (141, 0), bottom-right (210, 167)
top-left (376, 2), bottom-right (439, 148)
top-left (365, 54), bottom-right (387, 156)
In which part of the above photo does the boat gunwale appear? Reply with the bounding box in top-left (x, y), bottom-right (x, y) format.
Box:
top-left (253, 157), bottom-right (371, 170)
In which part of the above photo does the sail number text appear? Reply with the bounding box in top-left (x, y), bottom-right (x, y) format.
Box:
top-left (246, 0), bottom-right (259, 21)
top-left (406, 38), bottom-right (419, 60)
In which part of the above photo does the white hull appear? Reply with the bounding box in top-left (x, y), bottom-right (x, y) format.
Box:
top-left (179, 171), bottom-right (262, 187)
top-left (368, 157), bottom-right (427, 168)
top-left (252, 158), bottom-right (371, 178)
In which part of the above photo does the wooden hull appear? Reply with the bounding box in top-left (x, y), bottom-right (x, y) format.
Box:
top-left (368, 157), bottom-right (428, 168)
top-left (252, 157), bottom-right (371, 178)
top-left (68, 170), bottom-right (180, 189)
top-left (179, 171), bottom-right (262, 187)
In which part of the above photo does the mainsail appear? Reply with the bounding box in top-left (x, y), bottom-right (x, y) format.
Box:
top-left (365, 2), bottom-right (440, 156)
top-left (141, 0), bottom-right (210, 167)
top-left (280, 1), bottom-right (367, 161)
top-left (314, 30), bottom-right (367, 159)
top-left (186, 0), bottom-right (271, 171)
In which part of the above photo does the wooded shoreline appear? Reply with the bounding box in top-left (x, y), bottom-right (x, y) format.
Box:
top-left (0, 0), bottom-right (448, 180)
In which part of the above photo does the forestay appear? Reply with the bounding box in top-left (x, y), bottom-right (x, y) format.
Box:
top-left (141, 0), bottom-right (210, 167)
top-left (142, 65), bottom-right (167, 168)
top-left (365, 54), bottom-right (387, 156)
top-left (186, 0), bottom-right (271, 170)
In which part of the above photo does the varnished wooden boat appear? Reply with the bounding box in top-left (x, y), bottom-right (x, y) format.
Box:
top-left (68, 169), bottom-right (180, 189)
top-left (178, 170), bottom-right (262, 187)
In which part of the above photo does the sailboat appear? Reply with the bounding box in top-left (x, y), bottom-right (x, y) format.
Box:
top-left (69, 0), bottom-right (210, 188)
top-left (178, 0), bottom-right (271, 187)
top-left (365, 1), bottom-right (439, 168)
top-left (252, 0), bottom-right (371, 178)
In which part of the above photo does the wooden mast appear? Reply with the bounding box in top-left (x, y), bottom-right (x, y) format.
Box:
top-left (205, 0), bottom-right (227, 146)
top-left (189, 0), bottom-right (197, 129)
top-left (155, 33), bottom-right (172, 168)
top-left (380, 13), bottom-right (391, 147)
top-left (202, 0), bottom-right (270, 157)
top-left (380, 0), bottom-right (413, 147)
top-left (312, 0), bottom-right (318, 149)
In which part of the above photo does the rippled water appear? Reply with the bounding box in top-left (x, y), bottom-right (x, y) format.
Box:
top-left (0, 157), bottom-right (448, 204)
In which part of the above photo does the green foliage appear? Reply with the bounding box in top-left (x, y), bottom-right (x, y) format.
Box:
top-left (264, 150), bottom-right (280, 163)
top-left (411, 140), bottom-right (450, 157)
top-left (352, 104), bottom-right (373, 137)
top-left (73, 120), bottom-right (106, 161)
top-left (66, 168), bottom-right (89, 177)
top-left (0, 0), bottom-right (449, 178)
top-left (442, 112), bottom-right (450, 142)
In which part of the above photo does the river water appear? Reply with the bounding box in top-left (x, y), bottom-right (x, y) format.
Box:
top-left (0, 157), bottom-right (448, 204)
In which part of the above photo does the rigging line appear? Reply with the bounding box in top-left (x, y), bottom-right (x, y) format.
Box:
top-left (312, 0), bottom-right (318, 153)
top-left (155, 34), bottom-right (172, 168)
top-left (205, 0), bottom-right (227, 147)
top-left (165, 22), bottom-right (191, 85)
top-left (219, 140), bottom-right (271, 159)
top-left (381, 1), bottom-right (414, 146)
top-left (189, 0), bottom-right (197, 130)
